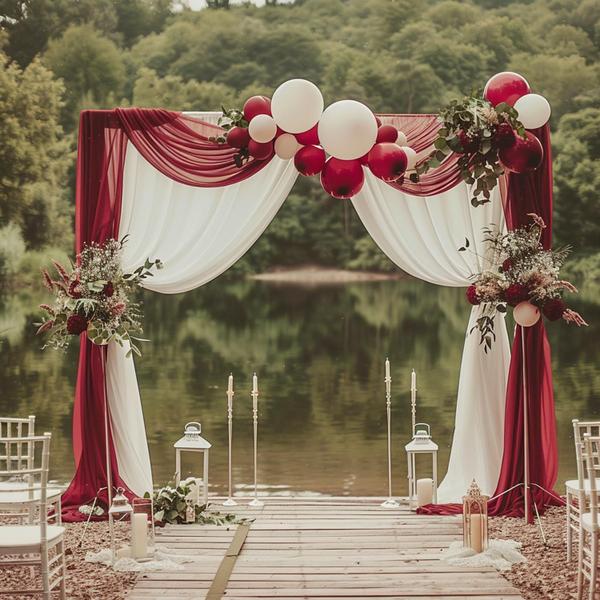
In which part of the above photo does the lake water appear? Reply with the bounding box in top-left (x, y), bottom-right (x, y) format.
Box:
top-left (1, 277), bottom-right (598, 497)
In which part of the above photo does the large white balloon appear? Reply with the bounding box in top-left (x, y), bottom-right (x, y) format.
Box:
top-left (318, 100), bottom-right (378, 160)
top-left (400, 146), bottom-right (417, 170)
top-left (514, 94), bottom-right (551, 129)
top-left (274, 133), bottom-right (301, 160)
top-left (271, 79), bottom-right (324, 134)
top-left (513, 301), bottom-right (541, 327)
top-left (248, 114), bottom-right (277, 143)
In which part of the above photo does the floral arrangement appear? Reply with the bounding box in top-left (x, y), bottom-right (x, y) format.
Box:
top-left (36, 237), bottom-right (162, 357)
top-left (464, 214), bottom-right (587, 351)
top-left (410, 92), bottom-right (529, 207)
top-left (149, 484), bottom-right (243, 526)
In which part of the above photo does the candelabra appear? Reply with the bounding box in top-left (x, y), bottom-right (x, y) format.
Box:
top-left (249, 373), bottom-right (263, 507)
top-left (381, 358), bottom-right (399, 508)
top-left (223, 373), bottom-right (237, 506)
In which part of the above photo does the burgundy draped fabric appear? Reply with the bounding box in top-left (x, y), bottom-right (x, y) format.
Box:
top-left (418, 125), bottom-right (561, 521)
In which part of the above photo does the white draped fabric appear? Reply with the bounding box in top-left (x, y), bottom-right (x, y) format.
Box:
top-left (353, 172), bottom-right (511, 501)
top-left (107, 142), bottom-right (298, 495)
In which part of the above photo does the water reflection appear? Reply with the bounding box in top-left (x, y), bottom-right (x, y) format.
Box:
top-left (1, 278), bottom-right (598, 496)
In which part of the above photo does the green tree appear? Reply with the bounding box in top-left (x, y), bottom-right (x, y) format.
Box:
top-left (0, 51), bottom-right (70, 250)
top-left (44, 24), bottom-right (126, 129)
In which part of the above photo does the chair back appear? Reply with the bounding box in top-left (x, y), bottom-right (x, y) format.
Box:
top-left (0, 434), bottom-right (51, 536)
top-left (573, 419), bottom-right (600, 487)
top-left (583, 434), bottom-right (600, 530)
top-left (0, 416), bottom-right (36, 472)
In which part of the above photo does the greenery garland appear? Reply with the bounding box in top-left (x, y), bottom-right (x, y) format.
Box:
top-left (410, 92), bottom-right (527, 207)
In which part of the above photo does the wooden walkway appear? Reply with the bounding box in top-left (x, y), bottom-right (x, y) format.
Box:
top-left (128, 497), bottom-right (523, 600)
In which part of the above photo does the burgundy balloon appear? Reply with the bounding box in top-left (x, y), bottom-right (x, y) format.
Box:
top-left (483, 72), bottom-right (530, 107)
top-left (243, 95), bottom-right (272, 122)
top-left (367, 143), bottom-right (408, 182)
top-left (295, 124), bottom-right (320, 145)
top-left (320, 158), bottom-right (365, 199)
top-left (226, 126), bottom-right (250, 149)
top-left (376, 124), bottom-right (399, 144)
top-left (294, 145), bottom-right (326, 176)
top-left (494, 122), bottom-right (516, 149)
top-left (247, 139), bottom-right (274, 160)
top-left (499, 131), bottom-right (544, 173)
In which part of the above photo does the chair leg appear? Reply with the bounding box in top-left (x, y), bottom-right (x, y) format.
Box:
top-left (578, 529), bottom-right (585, 600)
top-left (568, 493), bottom-right (573, 561)
top-left (59, 539), bottom-right (67, 600)
top-left (41, 545), bottom-right (50, 600)
top-left (590, 531), bottom-right (598, 600)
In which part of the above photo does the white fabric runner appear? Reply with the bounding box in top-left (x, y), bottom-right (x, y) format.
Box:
top-left (353, 172), bottom-right (510, 500)
top-left (107, 142), bottom-right (298, 495)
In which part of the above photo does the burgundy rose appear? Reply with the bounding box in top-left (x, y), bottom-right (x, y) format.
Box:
top-left (543, 298), bottom-right (567, 321)
top-left (494, 123), bottom-right (516, 149)
top-left (68, 279), bottom-right (83, 299)
top-left (504, 283), bottom-right (529, 307)
top-left (103, 282), bottom-right (114, 297)
top-left (458, 130), bottom-right (479, 154)
top-left (502, 258), bottom-right (513, 272)
top-left (466, 285), bottom-right (480, 305)
top-left (66, 314), bottom-right (88, 335)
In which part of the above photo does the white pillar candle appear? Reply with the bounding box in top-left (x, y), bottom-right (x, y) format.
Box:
top-left (228, 373), bottom-right (234, 393)
top-left (411, 369), bottom-right (416, 391)
top-left (416, 478), bottom-right (433, 507)
top-left (252, 373), bottom-right (258, 410)
top-left (227, 374), bottom-right (234, 409)
top-left (131, 513), bottom-right (148, 559)
top-left (385, 358), bottom-right (391, 394)
top-left (470, 514), bottom-right (483, 553)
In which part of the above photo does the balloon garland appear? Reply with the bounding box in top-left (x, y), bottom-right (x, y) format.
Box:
top-left (214, 78), bottom-right (414, 199)
top-left (213, 73), bottom-right (551, 202)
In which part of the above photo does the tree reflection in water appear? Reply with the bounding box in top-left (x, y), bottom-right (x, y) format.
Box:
top-left (0, 278), bottom-right (598, 496)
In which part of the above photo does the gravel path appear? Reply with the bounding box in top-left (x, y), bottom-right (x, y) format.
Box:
top-left (0, 521), bottom-right (136, 599)
top-left (491, 506), bottom-right (577, 600)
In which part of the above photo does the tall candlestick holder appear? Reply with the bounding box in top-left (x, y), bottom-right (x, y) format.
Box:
top-left (381, 358), bottom-right (399, 508)
top-left (249, 373), bottom-right (263, 507)
top-left (410, 369), bottom-right (417, 436)
top-left (223, 374), bottom-right (237, 507)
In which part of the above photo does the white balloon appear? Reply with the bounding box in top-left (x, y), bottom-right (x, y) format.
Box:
top-left (248, 114), bottom-right (277, 143)
top-left (271, 79), bottom-right (324, 134)
top-left (514, 94), bottom-right (551, 129)
top-left (274, 133), bottom-right (301, 160)
top-left (400, 146), bottom-right (417, 170)
top-left (513, 301), bottom-right (541, 327)
top-left (318, 100), bottom-right (378, 160)
top-left (396, 131), bottom-right (408, 146)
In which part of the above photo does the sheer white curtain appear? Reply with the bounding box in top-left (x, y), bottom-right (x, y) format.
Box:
top-left (353, 172), bottom-right (511, 501)
top-left (107, 142), bottom-right (298, 495)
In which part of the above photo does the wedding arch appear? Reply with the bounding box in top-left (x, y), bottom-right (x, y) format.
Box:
top-left (59, 93), bottom-right (559, 522)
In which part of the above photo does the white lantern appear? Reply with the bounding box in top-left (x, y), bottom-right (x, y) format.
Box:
top-left (405, 423), bottom-right (438, 509)
top-left (274, 133), bottom-right (301, 159)
top-left (108, 487), bottom-right (132, 563)
top-left (318, 100), bottom-right (378, 160)
top-left (174, 422), bottom-right (211, 506)
top-left (248, 114), bottom-right (277, 143)
top-left (271, 79), bottom-right (324, 134)
top-left (514, 94), bottom-right (551, 129)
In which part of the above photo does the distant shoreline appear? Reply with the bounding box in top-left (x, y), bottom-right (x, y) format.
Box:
top-left (249, 266), bottom-right (405, 284)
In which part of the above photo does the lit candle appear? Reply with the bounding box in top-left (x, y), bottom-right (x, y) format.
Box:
top-left (131, 513), bottom-right (148, 559)
top-left (411, 369), bottom-right (416, 391)
top-left (228, 373), bottom-right (234, 409)
top-left (470, 514), bottom-right (483, 553)
top-left (252, 373), bottom-right (258, 410)
top-left (416, 478), bottom-right (433, 507)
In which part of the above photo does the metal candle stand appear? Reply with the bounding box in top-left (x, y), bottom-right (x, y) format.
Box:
top-left (249, 373), bottom-right (263, 507)
top-left (381, 358), bottom-right (399, 508)
top-left (223, 374), bottom-right (237, 506)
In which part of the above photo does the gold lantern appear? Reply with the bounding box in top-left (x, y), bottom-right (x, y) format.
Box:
top-left (462, 480), bottom-right (489, 553)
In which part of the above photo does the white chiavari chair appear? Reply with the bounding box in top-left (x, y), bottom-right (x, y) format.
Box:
top-left (567, 420), bottom-right (600, 561)
top-left (0, 416), bottom-right (62, 524)
top-left (0, 433), bottom-right (66, 599)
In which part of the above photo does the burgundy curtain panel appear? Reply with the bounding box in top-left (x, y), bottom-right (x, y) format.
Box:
top-left (419, 124), bottom-right (560, 522)
top-left (63, 109), bottom-right (558, 522)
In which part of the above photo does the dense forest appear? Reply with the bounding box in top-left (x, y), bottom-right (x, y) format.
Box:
top-left (0, 0), bottom-right (599, 285)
